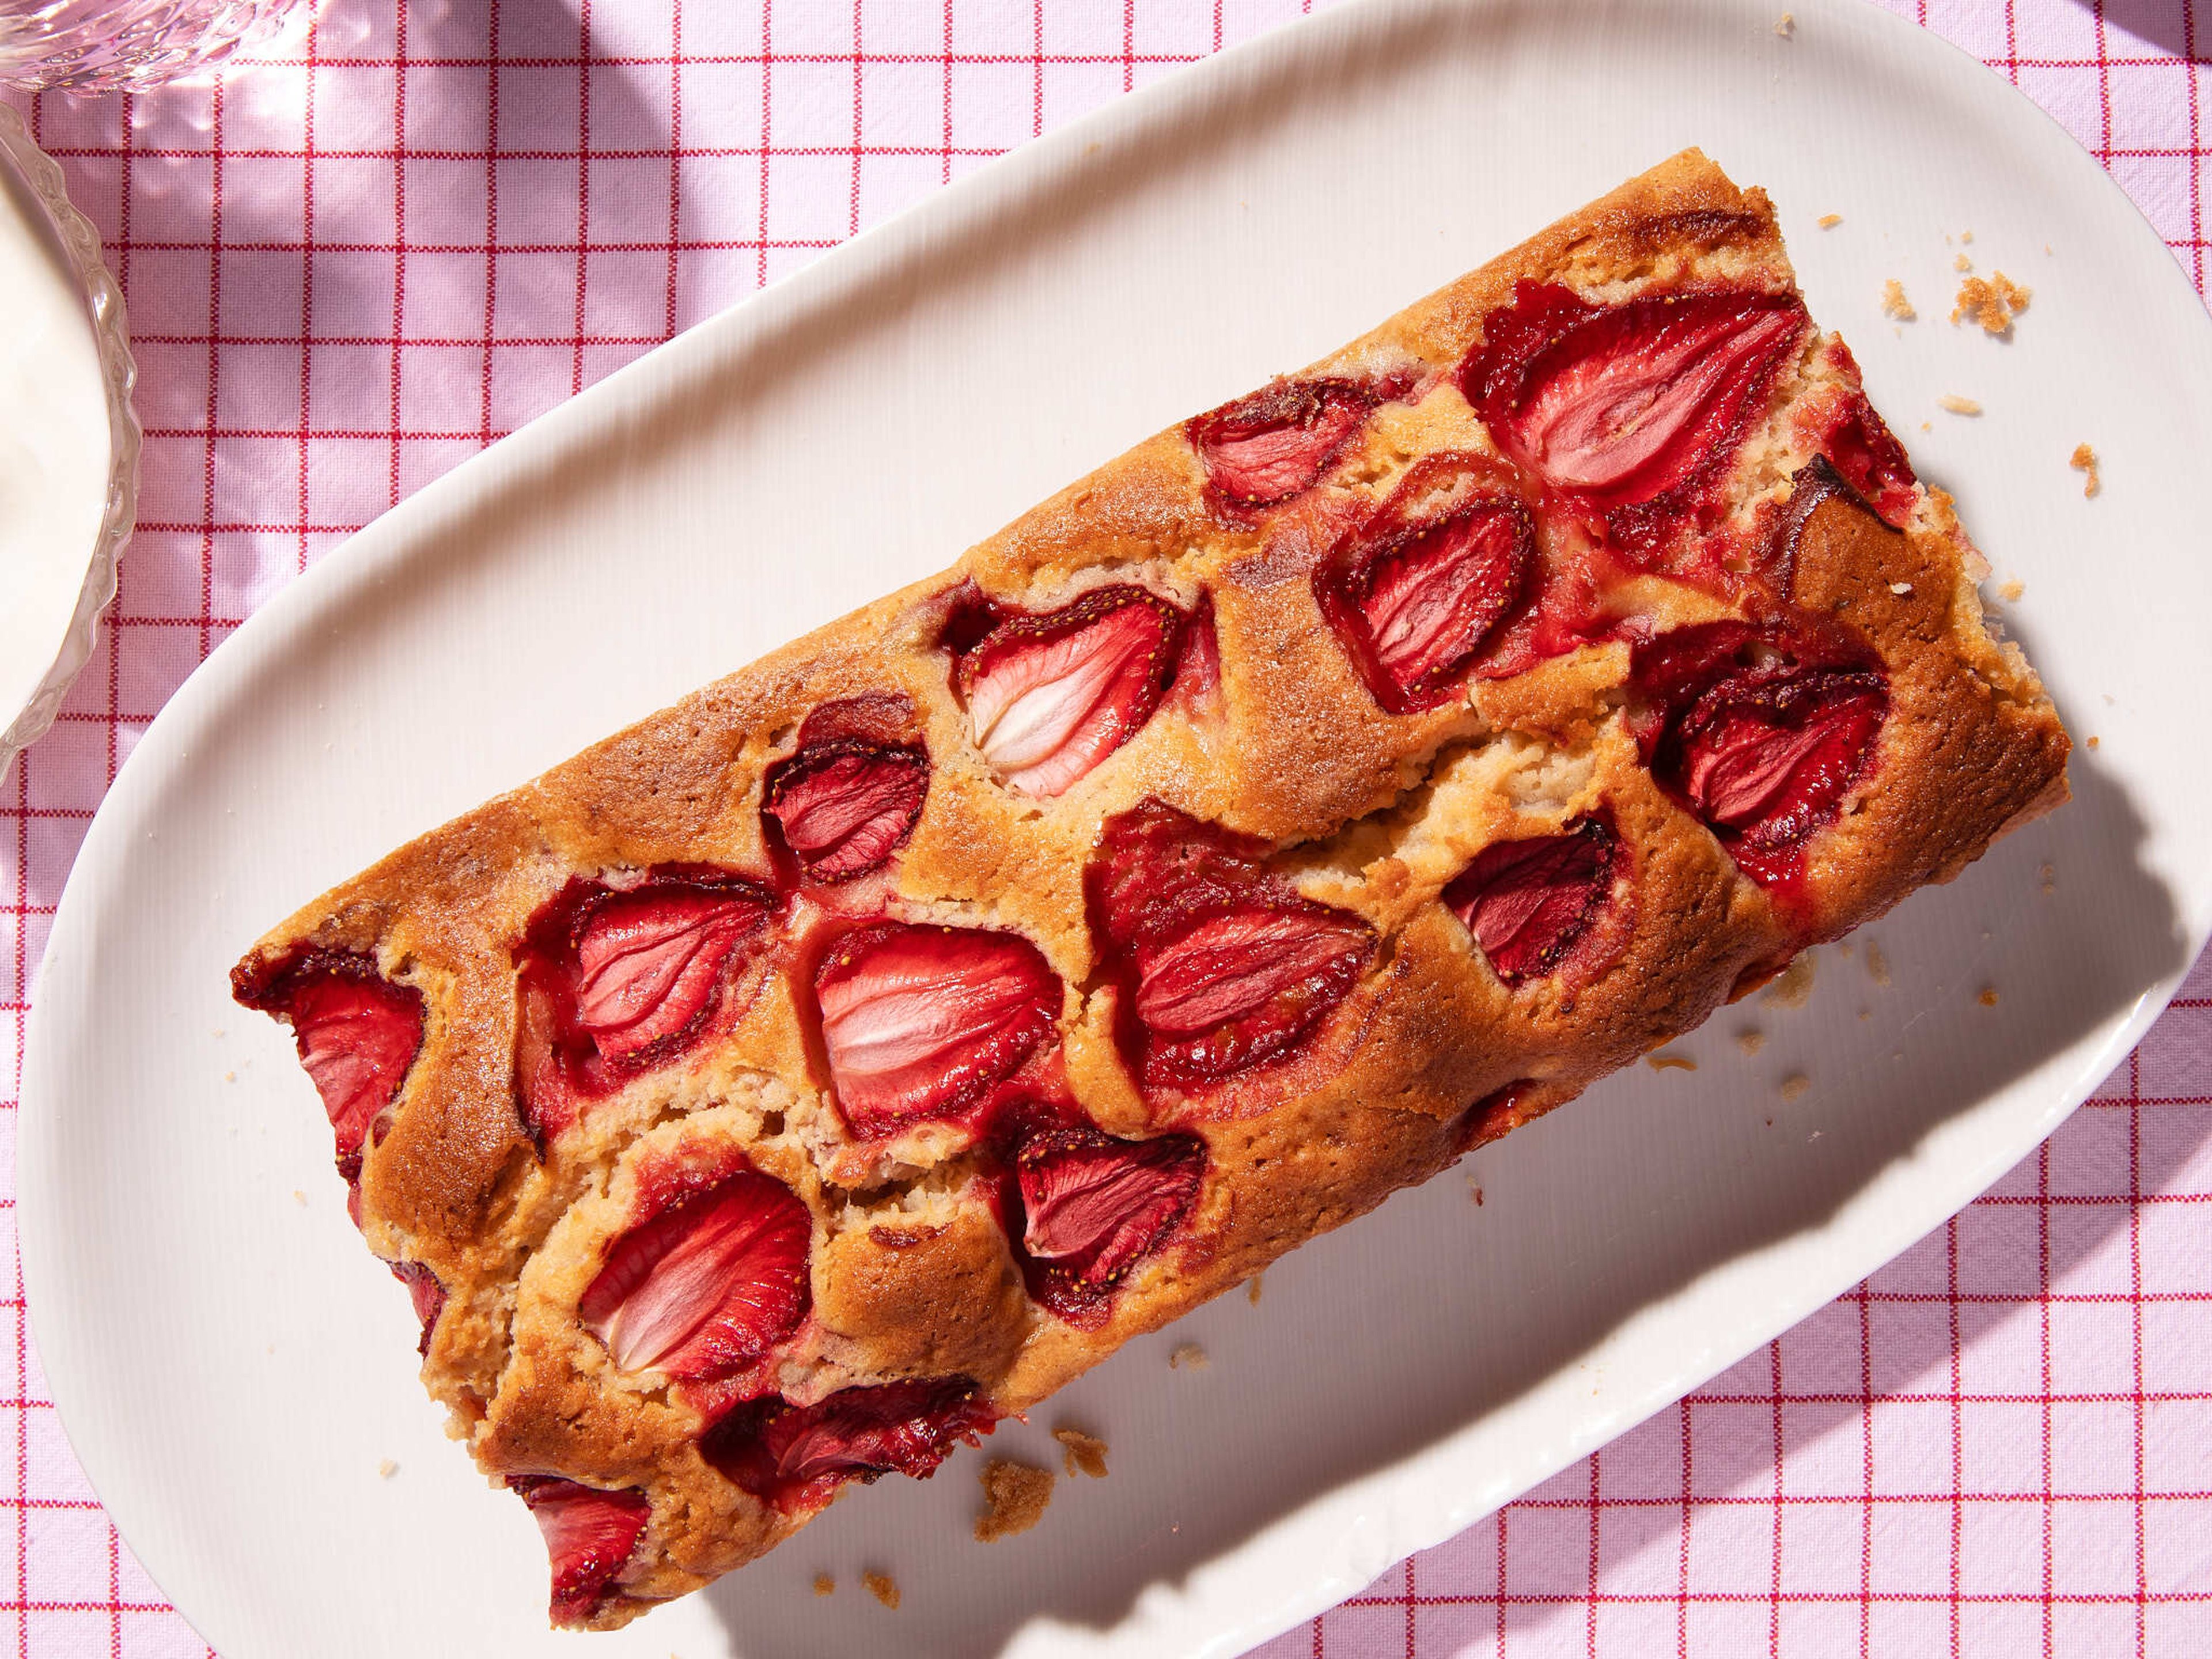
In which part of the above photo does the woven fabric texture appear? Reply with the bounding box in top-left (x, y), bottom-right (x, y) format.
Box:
top-left (2, 2), bottom-right (2207, 1653)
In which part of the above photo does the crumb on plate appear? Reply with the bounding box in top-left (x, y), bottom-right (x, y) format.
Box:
top-left (1978, 987), bottom-right (2000, 1007)
top-left (1762, 952), bottom-right (1817, 1010)
top-left (377, 1459), bottom-right (397, 1479)
top-left (1169, 1343), bottom-right (1209, 1371)
top-left (1881, 278), bottom-right (1915, 320)
top-left (1865, 941), bottom-right (1892, 988)
top-left (864, 1571), bottom-right (900, 1610)
top-left (1780, 1074), bottom-right (1812, 1103)
top-left (1737, 1029), bottom-right (1766, 1057)
top-left (975, 1459), bottom-right (1055, 1542)
top-left (1817, 212), bottom-right (1842, 228)
top-left (1953, 271), bottom-right (2030, 335)
top-left (1999, 578), bottom-right (2024, 602)
top-left (813, 1574), bottom-right (835, 1597)
top-left (1246, 1272), bottom-right (1263, 1305)
top-left (1775, 12), bottom-right (1795, 35)
top-left (2070, 443), bottom-right (2100, 497)
top-left (1648, 1051), bottom-right (1697, 1072)
top-left (1055, 1426), bottom-right (1110, 1479)
top-left (1938, 394), bottom-right (1982, 416)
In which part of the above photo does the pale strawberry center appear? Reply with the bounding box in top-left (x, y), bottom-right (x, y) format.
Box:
top-left (1135, 907), bottom-right (1369, 1036)
top-left (578, 1170), bottom-right (810, 1380)
top-left (1521, 304), bottom-right (1801, 498)
top-left (813, 925), bottom-right (1059, 1132)
top-left (963, 593), bottom-right (1177, 797)
top-left (573, 891), bottom-right (759, 1060)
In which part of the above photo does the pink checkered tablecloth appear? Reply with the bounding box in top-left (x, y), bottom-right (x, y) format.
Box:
top-left (2, 1), bottom-right (2208, 1654)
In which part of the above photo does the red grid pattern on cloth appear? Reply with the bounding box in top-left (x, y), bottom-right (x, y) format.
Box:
top-left (1, 1), bottom-right (2205, 1653)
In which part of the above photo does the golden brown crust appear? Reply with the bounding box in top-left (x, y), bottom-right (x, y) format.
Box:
top-left (230, 150), bottom-right (2067, 1628)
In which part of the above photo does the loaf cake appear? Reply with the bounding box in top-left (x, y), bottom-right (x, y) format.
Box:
top-left (230, 150), bottom-right (2069, 1629)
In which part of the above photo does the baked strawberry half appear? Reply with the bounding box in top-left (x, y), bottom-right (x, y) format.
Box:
top-left (1444, 818), bottom-right (1619, 983)
top-left (513, 870), bottom-right (777, 1142)
top-left (387, 1259), bottom-right (447, 1357)
top-left (812, 923), bottom-right (1061, 1136)
top-left (1010, 1124), bottom-right (1206, 1325)
top-left (955, 585), bottom-right (1187, 797)
top-left (507, 1476), bottom-right (651, 1628)
top-left (579, 1164), bottom-right (811, 1382)
top-left (702, 1377), bottom-right (995, 1511)
top-left (1816, 384), bottom-right (1918, 529)
top-left (230, 948), bottom-right (425, 1183)
top-left (1634, 623), bottom-right (1889, 888)
top-left (1315, 453), bottom-right (1535, 712)
top-left (1463, 282), bottom-right (1806, 551)
top-left (1187, 376), bottom-right (1382, 510)
top-left (1088, 800), bottom-right (1374, 1094)
top-left (763, 696), bottom-right (930, 882)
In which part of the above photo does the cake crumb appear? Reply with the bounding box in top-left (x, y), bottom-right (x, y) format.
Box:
top-left (1779, 1074), bottom-right (1812, 1102)
top-left (1920, 421), bottom-right (1932, 432)
top-left (814, 1574), bottom-right (835, 1597)
top-left (1647, 1052), bottom-right (1697, 1073)
top-left (1737, 1029), bottom-right (1766, 1058)
top-left (863, 1571), bottom-right (900, 1609)
top-left (1880, 279), bottom-right (1915, 320)
top-left (1762, 952), bottom-right (1817, 1010)
top-left (2070, 443), bottom-right (2100, 497)
top-left (1938, 394), bottom-right (1982, 416)
top-left (292, 1190), bottom-right (306, 1206)
top-left (1955, 252), bottom-right (1974, 272)
top-left (223, 1071), bottom-right (236, 1084)
top-left (2040, 863), bottom-right (2056, 895)
top-left (975, 1459), bottom-right (1055, 1541)
top-left (1889, 581), bottom-right (1914, 596)
top-left (377, 1459), bottom-right (397, 1479)
top-left (1169, 1343), bottom-right (1209, 1370)
top-left (1055, 1426), bottom-right (1110, 1479)
top-left (1865, 942), bottom-right (1892, 988)
top-left (1952, 271), bottom-right (2030, 335)
top-left (1775, 12), bottom-right (1795, 35)
top-left (2086, 735), bottom-right (2099, 749)
top-left (1978, 987), bottom-right (2000, 1007)
top-left (1470, 1181), bottom-right (1484, 1206)
top-left (1817, 212), bottom-right (1842, 229)
top-left (1999, 578), bottom-right (2025, 602)
top-left (1246, 1272), bottom-right (1264, 1305)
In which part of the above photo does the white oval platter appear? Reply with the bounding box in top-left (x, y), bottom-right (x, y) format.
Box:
top-left (21, 1), bottom-right (2212, 1656)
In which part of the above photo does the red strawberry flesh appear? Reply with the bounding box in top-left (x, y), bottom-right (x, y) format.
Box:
top-left (572, 887), bottom-right (767, 1062)
top-left (1315, 456), bottom-right (1534, 712)
top-left (1013, 1125), bottom-right (1205, 1323)
top-left (1635, 624), bottom-right (1889, 887)
top-left (1444, 819), bottom-right (1618, 982)
top-left (1819, 385), bottom-right (1918, 529)
top-left (507, 1476), bottom-right (650, 1627)
top-left (702, 1377), bottom-right (994, 1510)
top-left (230, 949), bottom-right (424, 1181)
top-left (813, 923), bottom-right (1060, 1134)
top-left (1187, 377), bottom-right (1378, 508)
top-left (512, 870), bottom-right (777, 1139)
top-left (387, 1259), bottom-right (447, 1356)
top-left (764, 741), bottom-right (928, 880)
top-left (1088, 800), bottom-right (1374, 1092)
top-left (958, 585), bottom-right (1184, 797)
top-left (578, 1167), bottom-right (811, 1381)
top-left (1464, 283), bottom-right (1805, 529)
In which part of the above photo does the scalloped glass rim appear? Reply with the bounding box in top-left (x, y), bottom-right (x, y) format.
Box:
top-left (0, 101), bottom-right (141, 781)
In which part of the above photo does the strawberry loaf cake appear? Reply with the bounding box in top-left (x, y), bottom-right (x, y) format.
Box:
top-left (231, 150), bottom-right (2069, 1628)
